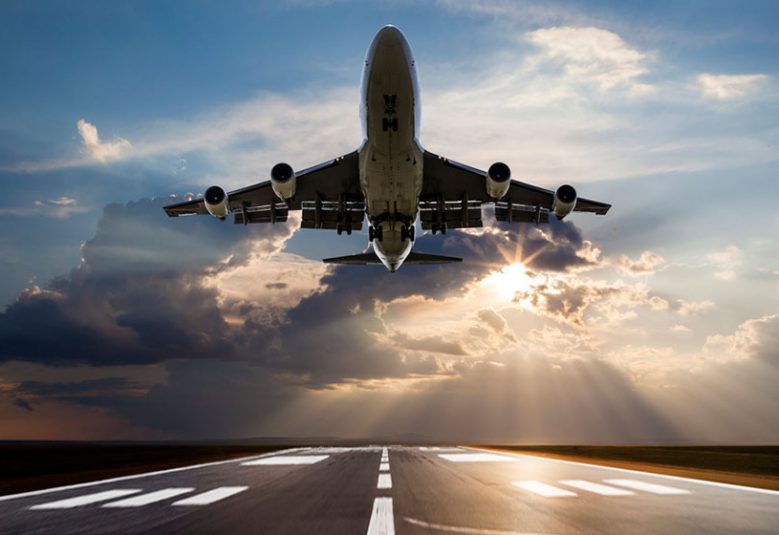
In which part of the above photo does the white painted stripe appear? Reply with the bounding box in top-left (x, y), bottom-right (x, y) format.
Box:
top-left (404, 516), bottom-right (547, 534)
top-left (366, 497), bottom-right (394, 535)
top-left (512, 481), bottom-right (577, 498)
top-left (172, 486), bottom-right (248, 506)
top-left (102, 487), bottom-right (195, 507)
top-left (382, 447), bottom-right (389, 456)
top-left (242, 455), bottom-right (329, 466)
top-left (559, 480), bottom-right (634, 496)
top-left (30, 489), bottom-right (142, 510)
top-left (605, 479), bottom-right (691, 495)
top-left (461, 447), bottom-right (779, 497)
top-left (380, 462), bottom-right (390, 472)
top-left (377, 473), bottom-right (393, 489)
top-left (440, 453), bottom-right (517, 463)
top-left (0, 448), bottom-right (305, 503)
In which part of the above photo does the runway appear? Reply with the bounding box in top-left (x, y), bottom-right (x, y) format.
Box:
top-left (1, 446), bottom-right (777, 534)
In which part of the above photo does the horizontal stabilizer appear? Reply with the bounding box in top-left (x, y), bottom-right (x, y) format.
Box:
top-left (323, 251), bottom-right (462, 265)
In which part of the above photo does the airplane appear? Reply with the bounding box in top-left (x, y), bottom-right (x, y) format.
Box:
top-left (164, 25), bottom-right (610, 272)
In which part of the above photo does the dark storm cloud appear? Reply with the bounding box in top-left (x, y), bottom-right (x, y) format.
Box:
top-left (0, 197), bottom-right (288, 366)
top-left (12, 397), bottom-right (33, 411)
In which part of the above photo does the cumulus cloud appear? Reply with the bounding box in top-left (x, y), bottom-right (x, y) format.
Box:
top-left (77, 119), bottom-right (132, 162)
top-left (704, 314), bottom-right (779, 365)
top-left (613, 251), bottom-right (665, 276)
top-left (525, 26), bottom-right (653, 94)
top-left (676, 299), bottom-right (715, 316)
top-left (706, 245), bottom-right (742, 280)
top-left (697, 73), bottom-right (768, 100)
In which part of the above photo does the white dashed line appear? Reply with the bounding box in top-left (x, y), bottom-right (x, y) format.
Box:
top-left (172, 486), bottom-right (248, 506)
top-left (242, 455), bottom-right (329, 466)
top-left (30, 489), bottom-right (142, 510)
top-left (102, 488), bottom-right (195, 508)
top-left (440, 453), bottom-right (517, 463)
top-left (512, 481), bottom-right (577, 498)
top-left (559, 480), bottom-right (634, 496)
top-left (605, 479), bottom-right (691, 495)
top-left (380, 462), bottom-right (390, 472)
top-left (377, 474), bottom-right (393, 489)
top-left (366, 497), bottom-right (395, 535)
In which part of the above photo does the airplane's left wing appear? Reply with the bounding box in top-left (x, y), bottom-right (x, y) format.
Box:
top-left (164, 151), bottom-right (363, 229)
top-left (420, 150), bottom-right (610, 229)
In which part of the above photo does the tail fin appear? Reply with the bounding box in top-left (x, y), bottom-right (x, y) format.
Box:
top-left (323, 251), bottom-right (462, 265)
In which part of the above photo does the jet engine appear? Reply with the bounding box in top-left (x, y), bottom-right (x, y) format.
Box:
top-left (271, 162), bottom-right (296, 200)
top-left (552, 184), bottom-right (577, 219)
top-left (204, 185), bottom-right (229, 219)
top-left (486, 162), bottom-right (511, 200)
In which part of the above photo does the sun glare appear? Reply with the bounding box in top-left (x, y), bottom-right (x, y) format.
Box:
top-left (480, 262), bottom-right (536, 301)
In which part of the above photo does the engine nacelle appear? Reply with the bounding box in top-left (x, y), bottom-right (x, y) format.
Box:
top-left (271, 162), bottom-right (296, 200)
top-left (486, 162), bottom-right (511, 200)
top-left (552, 184), bottom-right (577, 219)
top-left (204, 185), bottom-right (229, 219)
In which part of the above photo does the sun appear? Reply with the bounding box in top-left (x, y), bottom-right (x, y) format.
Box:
top-left (479, 262), bottom-right (536, 301)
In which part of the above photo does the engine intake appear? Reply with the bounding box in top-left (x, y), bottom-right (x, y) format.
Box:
top-left (486, 162), bottom-right (511, 200)
top-left (204, 185), bottom-right (229, 219)
top-left (271, 162), bottom-right (296, 200)
top-left (552, 184), bottom-right (577, 219)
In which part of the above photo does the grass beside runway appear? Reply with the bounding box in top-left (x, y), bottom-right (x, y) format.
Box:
top-left (0, 443), bottom-right (287, 496)
top-left (477, 445), bottom-right (779, 491)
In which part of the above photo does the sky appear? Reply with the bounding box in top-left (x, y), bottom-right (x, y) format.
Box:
top-left (1, 0), bottom-right (778, 443)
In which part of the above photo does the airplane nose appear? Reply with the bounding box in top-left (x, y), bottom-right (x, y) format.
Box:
top-left (374, 25), bottom-right (405, 47)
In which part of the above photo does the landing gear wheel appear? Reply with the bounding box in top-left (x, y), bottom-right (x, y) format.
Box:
top-left (408, 225), bottom-right (415, 241)
top-left (431, 223), bottom-right (439, 235)
top-left (369, 226), bottom-right (375, 241)
top-left (391, 118), bottom-right (398, 132)
top-left (382, 118), bottom-right (389, 131)
top-left (337, 224), bottom-right (343, 235)
top-left (346, 225), bottom-right (352, 236)
top-left (376, 225), bottom-right (383, 242)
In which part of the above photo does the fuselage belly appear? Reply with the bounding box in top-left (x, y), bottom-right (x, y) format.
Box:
top-left (359, 26), bottom-right (423, 272)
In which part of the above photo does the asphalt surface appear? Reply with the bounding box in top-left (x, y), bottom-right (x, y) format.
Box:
top-left (1, 446), bottom-right (778, 534)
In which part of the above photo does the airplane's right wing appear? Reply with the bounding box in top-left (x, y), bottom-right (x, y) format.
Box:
top-left (420, 150), bottom-right (610, 229)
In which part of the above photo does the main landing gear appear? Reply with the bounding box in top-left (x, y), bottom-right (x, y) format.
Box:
top-left (336, 223), bottom-right (352, 235)
top-left (400, 224), bottom-right (415, 242)
top-left (382, 117), bottom-right (398, 132)
top-left (369, 225), bottom-right (384, 242)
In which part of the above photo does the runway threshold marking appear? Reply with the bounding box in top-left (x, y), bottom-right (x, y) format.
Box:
top-left (462, 446), bottom-right (779, 497)
top-left (29, 489), bottom-right (142, 510)
top-left (0, 448), bottom-right (305, 503)
top-left (512, 481), bottom-right (576, 498)
top-left (559, 480), bottom-right (634, 496)
top-left (366, 497), bottom-right (394, 535)
top-left (172, 486), bottom-right (248, 506)
top-left (242, 455), bottom-right (329, 466)
top-left (439, 453), bottom-right (518, 463)
top-left (102, 487), bottom-right (195, 507)
top-left (377, 473), bottom-right (393, 489)
top-left (605, 479), bottom-right (691, 495)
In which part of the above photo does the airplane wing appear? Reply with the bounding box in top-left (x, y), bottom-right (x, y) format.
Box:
top-left (164, 151), bottom-right (364, 229)
top-left (420, 150), bottom-right (610, 229)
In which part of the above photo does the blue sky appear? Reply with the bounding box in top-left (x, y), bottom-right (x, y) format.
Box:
top-left (1, 0), bottom-right (778, 441)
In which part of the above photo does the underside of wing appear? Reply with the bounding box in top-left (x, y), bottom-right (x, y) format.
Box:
top-left (163, 151), bottom-right (364, 228)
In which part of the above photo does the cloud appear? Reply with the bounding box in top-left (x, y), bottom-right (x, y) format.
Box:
top-left (77, 119), bottom-right (133, 162)
top-left (706, 245), bottom-right (742, 280)
top-left (613, 251), bottom-right (665, 276)
top-left (704, 314), bottom-right (779, 365)
top-left (13, 397), bottom-right (33, 411)
top-left (525, 26), bottom-right (653, 95)
top-left (697, 73), bottom-right (768, 100)
top-left (0, 197), bottom-right (88, 219)
top-left (676, 299), bottom-right (715, 316)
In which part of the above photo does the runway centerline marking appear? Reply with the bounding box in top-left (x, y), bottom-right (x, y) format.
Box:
top-left (30, 489), bottom-right (142, 510)
top-left (380, 462), bottom-right (390, 472)
top-left (102, 487), bottom-right (195, 507)
top-left (242, 455), bottom-right (329, 466)
top-left (440, 453), bottom-right (518, 463)
top-left (512, 481), bottom-right (577, 498)
top-left (377, 473), bottom-right (393, 489)
top-left (559, 480), bottom-right (634, 496)
top-left (366, 497), bottom-right (394, 535)
top-left (605, 479), bottom-right (691, 495)
top-left (172, 486), bottom-right (248, 506)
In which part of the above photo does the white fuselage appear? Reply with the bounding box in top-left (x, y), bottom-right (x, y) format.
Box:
top-left (358, 26), bottom-right (423, 272)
